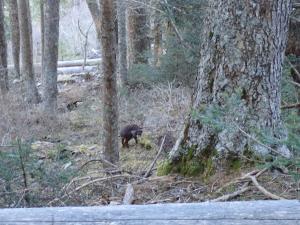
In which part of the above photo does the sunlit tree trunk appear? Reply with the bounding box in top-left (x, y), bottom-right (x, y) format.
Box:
top-left (100, 0), bottom-right (119, 165)
top-left (18, 0), bottom-right (40, 103)
top-left (170, 0), bottom-right (292, 162)
top-left (42, 0), bottom-right (60, 114)
top-left (8, 0), bottom-right (20, 78)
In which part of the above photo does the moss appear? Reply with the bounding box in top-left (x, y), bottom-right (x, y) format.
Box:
top-left (139, 136), bottom-right (153, 150)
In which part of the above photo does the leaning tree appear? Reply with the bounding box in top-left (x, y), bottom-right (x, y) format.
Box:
top-left (170, 0), bottom-right (292, 166)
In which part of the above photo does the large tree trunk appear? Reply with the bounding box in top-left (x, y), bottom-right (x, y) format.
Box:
top-left (127, 1), bottom-right (150, 65)
top-left (8, 0), bottom-right (20, 78)
top-left (0, 0), bottom-right (8, 95)
top-left (117, 0), bottom-right (128, 85)
top-left (100, 0), bottom-right (119, 165)
top-left (170, 0), bottom-right (292, 162)
top-left (42, 0), bottom-right (60, 114)
top-left (18, 0), bottom-right (40, 103)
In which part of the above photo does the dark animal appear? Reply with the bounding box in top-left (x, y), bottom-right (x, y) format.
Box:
top-left (120, 124), bottom-right (143, 148)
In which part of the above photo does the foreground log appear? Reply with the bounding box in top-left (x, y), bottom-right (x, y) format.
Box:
top-left (0, 200), bottom-right (299, 224)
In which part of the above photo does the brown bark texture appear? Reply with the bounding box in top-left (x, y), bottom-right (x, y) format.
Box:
top-left (42, 0), bottom-right (60, 113)
top-left (8, 0), bottom-right (20, 78)
top-left (170, 0), bottom-right (292, 160)
top-left (18, 0), bottom-right (40, 103)
top-left (0, 0), bottom-right (8, 95)
top-left (100, 0), bottom-right (119, 164)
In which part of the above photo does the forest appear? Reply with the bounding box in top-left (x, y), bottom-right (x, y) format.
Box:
top-left (0, 0), bottom-right (299, 208)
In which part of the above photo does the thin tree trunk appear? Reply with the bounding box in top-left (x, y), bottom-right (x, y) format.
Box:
top-left (18, 0), bottom-right (40, 103)
top-left (100, 0), bottom-right (119, 165)
top-left (153, 12), bottom-right (162, 66)
top-left (170, 0), bottom-right (292, 162)
top-left (0, 0), bottom-right (8, 95)
top-left (127, 1), bottom-right (150, 65)
top-left (40, 0), bottom-right (45, 74)
top-left (8, 0), bottom-right (20, 78)
top-left (42, 0), bottom-right (60, 114)
top-left (117, 0), bottom-right (128, 85)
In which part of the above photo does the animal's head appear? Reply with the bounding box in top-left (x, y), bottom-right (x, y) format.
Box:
top-left (131, 128), bottom-right (143, 137)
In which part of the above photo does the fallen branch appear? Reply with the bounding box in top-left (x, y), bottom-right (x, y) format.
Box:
top-left (212, 168), bottom-right (268, 202)
top-left (211, 182), bottom-right (250, 202)
top-left (281, 103), bottom-right (300, 110)
top-left (143, 136), bottom-right (166, 178)
top-left (248, 175), bottom-right (285, 200)
top-left (48, 175), bottom-right (132, 206)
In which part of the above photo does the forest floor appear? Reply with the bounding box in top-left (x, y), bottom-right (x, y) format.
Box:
top-left (0, 72), bottom-right (298, 207)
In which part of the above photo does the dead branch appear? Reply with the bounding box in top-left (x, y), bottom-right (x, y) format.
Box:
top-left (286, 57), bottom-right (300, 80)
top-left (212, 168), bottom-right (268, 202)
top-left (281, 103), bottom-right (300, 109)
top-left (237, 126), bottom-right (289, 158)
top-left (48, 175), bottom-right (132, 206)
top-left (144, 135), bottom-right (166, 178)
top-left (248, 175), bottom-right (286, 200)
top-left (211, 182), bottom-right (250, 202)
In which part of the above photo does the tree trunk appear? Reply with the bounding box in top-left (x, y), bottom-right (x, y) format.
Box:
top-left (153, 9), bottom-right (162, 67)
top-left (286, 8), bottom-right (300, 56)
top-left (117, 0), bottom-right (128, 85)
top-left (8, 0), bottom-right (20, 78)
top-left (40, 0), bottom-right (45, 73)
top-left (42, 0), bottom-right (60, 114)
top-left (100, 0), bottom-right (119, 165)
top-left (127, 1), bottom-right (150, 65)
top-left (0, 0), bottom-right (8, 95)
top-left (18, 0), bottom-right (40, 103)
top-left (170, 0), bottom-right (292, 162)
top-left (0, 0), bottom-right (8, 96)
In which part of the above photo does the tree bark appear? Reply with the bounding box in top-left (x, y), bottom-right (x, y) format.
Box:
top-left (40, 0), bottom-right (45, 74)
top-left (100, 0), bottom-right (119, 165)
top-left (8, 0), bottom-right (20, 78)
top-left (117, 0), bottom-right (128, 85)
top-left (42, 0), bottom-right (60, 114)
top-left (127, 1), bottom-right (150, 65)
top-left (153, 8), bottom-right (162, 67)
top-left (18, 0), bottom-right (40, 103)
top-left (170, 0), bottom-right (292, 161)
top-left (0, 0), bottom-right (8, 95)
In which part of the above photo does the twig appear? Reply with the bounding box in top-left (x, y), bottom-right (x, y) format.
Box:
top-left (248, 175), bottom-right (285, 200)
top-left (143, 135), bottom-right (166, 178)
top-left (237, 126), bottom-right (288, 158)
